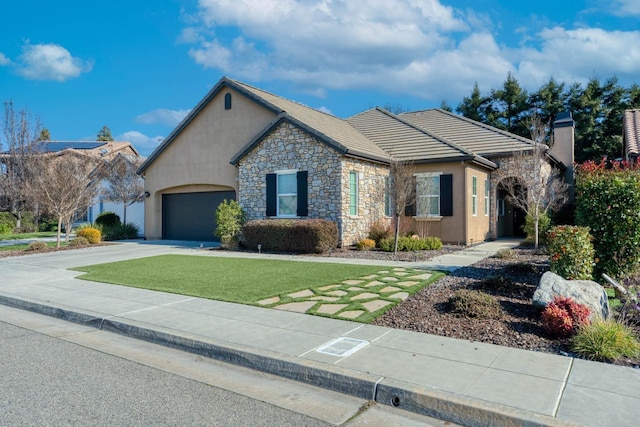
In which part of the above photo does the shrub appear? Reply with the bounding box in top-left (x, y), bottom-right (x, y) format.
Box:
top-left (356, 238), bottom-right (376, 251)
top-left (450, 290), bottom-right (504, 319)
top-left (367, 221), bottom-right (392, 245)
top-left (572, 319), bottom-right (640, 362)
top-left (575, 160), bottom-right (640, 279)
top-left (478, 276), bottom-right (514, 292)
top-left (0, 212), bottom-right (17, 234)
top-left (69, 236), bottom-right (90, 246)
top-left (504, 262), bottom-right (537, 274)
top-left (524, 211), bottom-right (552, 245)
top-left (76, 227), bottom-right (101, 244)
top-left (38, 219), bottom-right (58, 232)
top-left (215, 200), bottom-right (246, 249)
top-left (378, 236), bottom-right (443, 252)
top-left (102, 223), bottom-right (140, 241)
top-left (27, 241), bottom-right (48, 251)
top-left (541, 296), bottom-right (591, 338)
top-left (96, 211), bottom-right (121, 228)
top-left (547, 225), bottom-right (594, 280)
top-left (242, 219), bottom-right (338, 254)
top-left (494, 248), bottom-right (516, 259)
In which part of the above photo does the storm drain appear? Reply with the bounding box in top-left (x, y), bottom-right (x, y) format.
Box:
top-left (316, 337), bottom-right (369, 357)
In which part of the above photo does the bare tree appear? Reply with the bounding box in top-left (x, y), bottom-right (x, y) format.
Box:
top-left (390, 160), bottom-right (415, 253)
top-left (26, 152), bottom-right (100, 247)
top-left (100, 154), bottom-right (144, 225)
top-left (495, 114), bottom-right (568, 248)
top-left (0, 100), bottom-right (41, 228)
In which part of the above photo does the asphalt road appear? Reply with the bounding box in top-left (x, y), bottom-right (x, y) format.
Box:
top-left (0, 305), bottom-right (453, 426)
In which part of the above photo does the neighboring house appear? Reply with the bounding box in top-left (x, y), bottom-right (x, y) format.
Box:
top-left (34, 141), bottom-right (144, 230)
top-left (624, 109), bottom-right (640, 163)
top-left (138, 77), bottom-right (573, 246)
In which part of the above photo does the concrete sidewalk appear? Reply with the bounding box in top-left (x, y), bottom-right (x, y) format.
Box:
top-left (1, 241), bottom-right (639, 426)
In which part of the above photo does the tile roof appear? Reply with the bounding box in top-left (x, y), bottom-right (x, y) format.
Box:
top-left (399, 109), bottom-right (535, 158)
top-left (624, 109), bottom-right (640, 158)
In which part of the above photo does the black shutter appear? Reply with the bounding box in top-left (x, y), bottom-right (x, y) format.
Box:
top-left (404, 176), bottom-right (416, 216)
top-left (266, 173), bottom-right (276, 216)
top-left (440, 174), bottom-right (453, 216)
top-left (296, 171), bottom-right (308, 216)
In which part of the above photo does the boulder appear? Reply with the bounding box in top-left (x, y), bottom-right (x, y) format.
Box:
top-left (533, 271), bottom-right (609, 319)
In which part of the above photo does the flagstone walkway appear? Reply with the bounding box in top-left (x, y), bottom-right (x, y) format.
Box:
top-left (256, 267), bottom-right (443, 322)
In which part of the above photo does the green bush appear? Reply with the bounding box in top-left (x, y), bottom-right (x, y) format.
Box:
top-left (378, 236), bottom-right (443, 252)
top-left (102, 223), bottom-right (140, 241)
top-left (356, 238), bottom-right (376, 251)
top-left (542, 296), bottom-right (591, 338)
top-left (0, 212), bottom-right (17, 234)
top-left (572, 319), bottom-right (640, 362)
top-left (27, 241), bottom-right (48, 251)
top-left (449, 290), bottom-right (504, 319)
top-left (547, 225), bottom-right (594, 280)
top-left (96, 211), bottom-right (121, 228)
top-left (69, 236), bottom-right (90, 246)
top-left (575, 161), bottom-right (640, 279)
top-left (38, 218), bottom-right (58, 232)
top-left (524, 211), bottom-right (551, 245)
top-left (215, 200), bottom-right (246, 249)
top-left (242, 219), bottom-right (338, 254)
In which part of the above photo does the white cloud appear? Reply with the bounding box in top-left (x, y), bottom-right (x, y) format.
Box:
top-left (17, 42), bottom-right (92, 81)
top-left (611, 0), bottom-right (640, 16)
top-left (183, 0), bottom-right (640, 104)
top-left (118, 131), bottom-right (164, 156)
top-left (0, 53), bottom-right (10, 66)
top-left (135, 109), bottom-right (191, 127)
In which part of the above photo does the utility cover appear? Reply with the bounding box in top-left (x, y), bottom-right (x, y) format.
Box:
top-left (316, 337), bottom-right (369, 357)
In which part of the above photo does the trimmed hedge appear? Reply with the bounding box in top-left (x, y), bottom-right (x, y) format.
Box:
top-left (378, 236), bottom-right (443, 252)
top-left (242, 219), bottom-right (338, 254)
top-left (96, 211), bottom-right (121, 228)
top-left (547, 225), bottom-right (594, 280)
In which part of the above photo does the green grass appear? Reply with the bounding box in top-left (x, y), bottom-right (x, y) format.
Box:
top-left (0, 231), bottom-right (57, 240)
top-left (72, 255), bottom-right (395, 304)
top-left (0, 241), bottom-right (69, 251)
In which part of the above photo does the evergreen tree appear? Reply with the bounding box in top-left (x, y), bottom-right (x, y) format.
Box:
top-left (97, 125), bottom-right (114, 141)
top-left (490, 72), bottom-right (529, 136)
top-left (456, 82), bottom-right (491, 122)
top-left (38, 128), bottom-right (51, 141)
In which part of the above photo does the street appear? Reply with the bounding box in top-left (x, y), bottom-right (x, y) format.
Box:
top-left (0, 305), bottom-right (452, 426)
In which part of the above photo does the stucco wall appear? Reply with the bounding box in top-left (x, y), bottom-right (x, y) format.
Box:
top-left (140, 88), bottom-right (276, 239)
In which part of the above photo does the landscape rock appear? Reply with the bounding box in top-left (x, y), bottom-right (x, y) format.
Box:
top-left (533, 271), bottom-right (609, 319)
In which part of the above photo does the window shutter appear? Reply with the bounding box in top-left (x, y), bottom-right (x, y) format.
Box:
top-left (296, 171), bottom-right (308, 216)
top-left (266, 173), bottom-right (276, 216)
top-left (404, 176), bottom-right (416, 216)
top-left (440, 174), bottom-right (453, 216)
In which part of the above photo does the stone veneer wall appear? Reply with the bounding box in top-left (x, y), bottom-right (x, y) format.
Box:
top-left (238, 122), bottom-right (391, 247)
top-left (340, 158), bottom-right (391, 246)
top-left (489, 154), bottom-right (553, 239)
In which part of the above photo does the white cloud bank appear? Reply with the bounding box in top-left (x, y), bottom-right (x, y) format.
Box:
top-left (135, 108), bottom-right (191, 127)
top-left (182, 0), bottom-right (640, 103)
top-left (16, 42), bottom-right (93, 81)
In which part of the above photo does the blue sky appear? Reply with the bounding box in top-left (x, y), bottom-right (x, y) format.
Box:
top-left (1, 0), bottom-right (639, 156)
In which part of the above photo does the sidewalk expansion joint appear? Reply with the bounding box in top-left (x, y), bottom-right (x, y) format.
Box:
top-left (553, 357), bottom-right (574, 417)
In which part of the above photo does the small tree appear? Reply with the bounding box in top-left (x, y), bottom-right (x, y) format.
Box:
top-left (100, 155), bottom-right (144, 225)
top-left (97, 125), bottom-right (114, 141)
top-left (215, 199), bottom-right (246, 249)
top-left (495, 114), bottom-right (568, 248)
top-left (389, 160), bottom-right (415, 254)
top-left (26, 152), bottom-right (100, 247)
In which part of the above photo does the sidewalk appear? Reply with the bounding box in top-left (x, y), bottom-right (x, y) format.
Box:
top-left (1, 240), bottom-right (639, 426)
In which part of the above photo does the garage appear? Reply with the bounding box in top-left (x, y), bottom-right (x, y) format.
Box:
top-left (162, 191), bottom-right (236, 241)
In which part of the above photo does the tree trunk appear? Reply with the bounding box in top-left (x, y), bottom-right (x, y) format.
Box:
top-left (394, 214), bottom-right (400, 254)
top-left (56, 216), bottom-right (62, 248)
top-left (534, 216), bottom-right (539, 249)
top-left (123, 203), bottom-right (127, 225)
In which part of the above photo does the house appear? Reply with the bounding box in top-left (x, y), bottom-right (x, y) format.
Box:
top-left (34, 141), bottom-right (144, 229)
top-left (624, 109), bottom-right (640, 163)
top-left (138, 77), bottom-right (573, 246)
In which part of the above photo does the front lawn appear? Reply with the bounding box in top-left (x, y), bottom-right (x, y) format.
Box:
top-left (72, 255), bottom-right (443, 322)
top-left (0, 241), bottom-right (69, 252)
top-left (0, 231), bottom-right (57, 241)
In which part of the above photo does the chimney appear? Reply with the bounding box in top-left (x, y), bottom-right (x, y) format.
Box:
top-left (552, 111), bottom-right (575, 202)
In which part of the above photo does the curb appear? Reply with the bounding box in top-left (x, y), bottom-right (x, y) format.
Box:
top-left (0, 294), bottom-right (579, 427)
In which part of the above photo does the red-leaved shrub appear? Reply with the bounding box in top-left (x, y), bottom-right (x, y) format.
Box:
top-left (542, 296), bottom-right (591, 338)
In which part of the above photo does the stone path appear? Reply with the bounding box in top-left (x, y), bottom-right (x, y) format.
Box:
top-left (257, 267), bottom-right (443, 321)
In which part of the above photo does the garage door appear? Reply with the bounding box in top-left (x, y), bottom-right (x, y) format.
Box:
top-left (162, 191), bottom-right (236, 241)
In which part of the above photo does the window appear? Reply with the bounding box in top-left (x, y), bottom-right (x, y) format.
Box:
top-left (484, 179), bottom-right (489, 216)
top-left (472, 176), bottom-right (477, 216)
top-left (349, 171), bottom-right (359, 216)
top-left (416, 174), bottom-right (440, 216)
top-left (384, 176), bottom-right (391, 216)
top-left (497, 197), bottom-right (505, 216)
top-left (277, 172), bottom-right (297, 216)
top-left (266, 171), bottom-right (308, 217)
top-left (224, 93), bottom-right (232, 110)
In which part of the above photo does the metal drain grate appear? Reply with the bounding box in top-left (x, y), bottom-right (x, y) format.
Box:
top-left (316, 337), bottom-right (369, 357)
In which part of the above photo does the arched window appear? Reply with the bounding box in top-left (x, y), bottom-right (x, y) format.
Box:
top-left (224, 93), bottom-right (232, 110)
